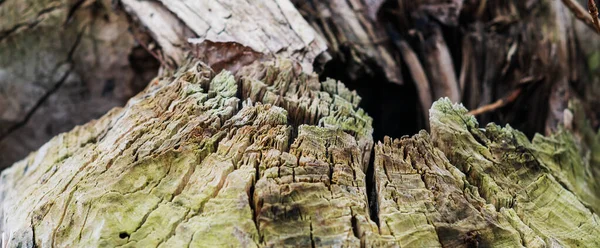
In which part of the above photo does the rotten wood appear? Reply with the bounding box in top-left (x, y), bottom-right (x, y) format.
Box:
top-left (1, 1), bottom-right (600, 247)
top-left (0, 0), bottom-right (331, 170)
top-left (293, 0), bottom-right (402, 83)
top-left (396, 39), bottom-right (432, 126)
top-left (0, 0), bottom-right (160, 169)
top-left (1, 60), bottom-right (599, 247)
top-left (120, 0), bottom-right (328, 72)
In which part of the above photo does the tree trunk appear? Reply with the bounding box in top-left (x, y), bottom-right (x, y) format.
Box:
top-left (2, 0), bottom-right (600, 247)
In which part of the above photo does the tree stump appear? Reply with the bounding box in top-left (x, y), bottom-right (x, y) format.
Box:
top-left (1, 58), bottom-right (599, 247)
top-left (2, 0), bottom-right (600, 247)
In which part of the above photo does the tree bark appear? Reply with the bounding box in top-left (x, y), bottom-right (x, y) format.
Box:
top-left (2, 0), bottom-right (600, 247)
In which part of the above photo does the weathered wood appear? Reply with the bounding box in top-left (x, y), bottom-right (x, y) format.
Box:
top-left (5, 0), bottom-right (599, 170)
top-left (296, 0), bottom-right (598, 138)
top-left (375, 133), bottom-right (524, 247)
top-left (373, 98), bottom-right (600, 247)
top-left (0, 0), bottom-right (329, 170)
top-left (0, 59), bottom-right (372, 247)
top-left (430, 98), bottom-right (600, 246)
top-left (3, 0), bottom-right (600, 247)
top-left (457, 0), bottom-right (578, 136)
top-left (1, 59), bottom-right (599, 247)
top-left (293, 0), bottom-right (401, 83)
top-left (0, 0), bottom-right (159, 169)
top-left (120, 0), bottom-right (328, 72)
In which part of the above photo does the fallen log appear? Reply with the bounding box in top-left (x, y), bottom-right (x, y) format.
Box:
top-left (1, 58), bottom-right (598, 247)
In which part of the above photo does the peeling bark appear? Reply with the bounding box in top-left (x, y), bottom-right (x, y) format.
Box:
top-left (119, 0), bottom-right (328, 72)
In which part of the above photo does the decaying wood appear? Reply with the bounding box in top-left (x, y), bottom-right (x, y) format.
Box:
top-left (0, 0), bottom-right (160, 169)
top-left (419, 24), bottom-right (460, 103)
top-left (449, 0), bottom-right (583, 136)
top-left (430, 98), bottom-right (600, 246)
top-left (293, 0), bottom-right (401, 83)
top-left (2, 0), bottom-right (600, 247)
top-left (120, 0), bottom-right (328, 72)
top-left (1, 59), bottom-right (599, 247)
top-left (5, 0), bottom-right (600, 170)
top-left (0, 59), bottom-right (371, 247)
top-left (0, 0), bottom-right (329, 170)
top-left (396, 40), bottom-right (432, 124)
top-left (291, 0), bottom-right (598, 138)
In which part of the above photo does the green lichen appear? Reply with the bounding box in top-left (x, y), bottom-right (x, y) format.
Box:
top-left (430, 97), bottom-right (600, 247)
top-left (3, 60), bottom-right (600, 248)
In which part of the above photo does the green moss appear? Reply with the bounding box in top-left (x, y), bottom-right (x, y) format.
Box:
top-left (531, 129), bottom-right (600, 213)
top-left (209, 71), bottom-right (237, 98)
top-left (319, 95), bottom-right (373, 138)
top-left (6, 56), bottom-right (600, 248)
top-left (589, 51), bottom-right (600, 71)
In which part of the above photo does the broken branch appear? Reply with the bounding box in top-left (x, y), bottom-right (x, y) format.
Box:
top-left (561, 0), bottom-right (600, 33)
top-left (468, 88), bottom-right (522, 116)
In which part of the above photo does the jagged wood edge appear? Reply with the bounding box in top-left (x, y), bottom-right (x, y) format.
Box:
top-left (0, 60), bottom-right (599, 247)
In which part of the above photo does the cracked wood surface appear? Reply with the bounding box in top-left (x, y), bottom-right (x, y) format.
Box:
top-left (120, 0), bottom-right (328, 72)
top-left (1, 58), bottom-right (600, 247)
top-left (0, 0), bottom-right (159, 169)
top-left (0, 0), bottom-right (328, 170)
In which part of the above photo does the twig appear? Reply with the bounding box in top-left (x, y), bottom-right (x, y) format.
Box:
top-left (589, 0), bottom-right (600, 32)
top-left (468, 88), bottom-right (522, 116)
top-left (561, 0), bottom-right (600, 33)
top-left (476, 0), bottom-right (487, 19)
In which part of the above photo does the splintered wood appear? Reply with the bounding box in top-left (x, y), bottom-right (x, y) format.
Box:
top-left (120, 0), bottom-right (327, 72)
top-left (1, 59), bottom-right (599, 247)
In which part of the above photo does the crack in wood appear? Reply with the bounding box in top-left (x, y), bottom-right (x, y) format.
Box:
top-left (1, 40), bottom-right (599, 247)
top-left (0, 27), bottom-right (85, 142)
